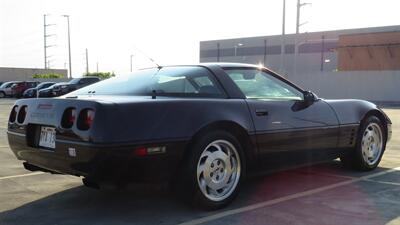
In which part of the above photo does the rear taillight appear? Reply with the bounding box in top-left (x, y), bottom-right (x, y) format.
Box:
top-left (17, 105), bottom-right (27, 124)
top-left (61, 107), bottom-right (76, 128)
top-left (77, 109), bottom-right (95, 130)
top-left (9, 105), bottom-right (18, 123)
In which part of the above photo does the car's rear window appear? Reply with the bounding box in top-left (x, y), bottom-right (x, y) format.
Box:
top-left (69, 66), bottom-right (225, 98)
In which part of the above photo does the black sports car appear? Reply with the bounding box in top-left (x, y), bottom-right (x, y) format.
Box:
top-left (7, 63), bottom-right (392, 209)
top-left (52, 77), bottom-right (101, 97)
top-left (38, 83), bottom-right (67, 98)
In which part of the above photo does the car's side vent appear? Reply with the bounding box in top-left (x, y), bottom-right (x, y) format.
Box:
top-left (348, 128), bottom-right (356, 145)
top-left (17, 105), bottom-right (27, 124)
top-left (9, 105), bottom-right (18, 123)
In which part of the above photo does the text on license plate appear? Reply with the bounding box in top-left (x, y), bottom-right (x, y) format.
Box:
top-left (39, 126), bottom-right (56, 149)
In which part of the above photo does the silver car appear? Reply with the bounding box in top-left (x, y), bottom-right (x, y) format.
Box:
top-left (0, 81), bottom-right (18, 98)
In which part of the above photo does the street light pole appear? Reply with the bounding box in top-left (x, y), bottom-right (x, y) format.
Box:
top-left (63, 15), bottom-right (72, 78)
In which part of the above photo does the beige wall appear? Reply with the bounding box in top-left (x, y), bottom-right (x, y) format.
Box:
top-left (0, 67), bottom-right (68, 82)
top-left (289, 70), bottom-right (400, 103)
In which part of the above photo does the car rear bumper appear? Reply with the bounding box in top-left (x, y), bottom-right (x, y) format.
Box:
top-left (7, 130), bottom-right (188, 183)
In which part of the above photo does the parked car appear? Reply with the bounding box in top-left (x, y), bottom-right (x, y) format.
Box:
top-left (11, 81), bottom-right (40, 98)
top-left (52, 77), bottom-right (100, 97)
top-left (38, 83), bottom-right (67, 98)
top-left (0, 81), bottom-right (19, 98)
top-left (0, 82), bottom-right (4, 86)
top-left (22, 82), bottom-right (56, 98)
top-left (7, 63), bottom-right (392, 210)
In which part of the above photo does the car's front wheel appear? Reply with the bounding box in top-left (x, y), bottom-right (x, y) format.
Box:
top-left (0, 91), bottom-right (5, 98)
top-left (180, 130), bottom-right (245, 210)
top-left (341, 116), bottom-right (386, 171)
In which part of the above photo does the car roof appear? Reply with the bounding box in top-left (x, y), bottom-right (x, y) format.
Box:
top-left (78, 76), bottom-right (100, 79)
top-left (139, 63), bottom-right (278, 74)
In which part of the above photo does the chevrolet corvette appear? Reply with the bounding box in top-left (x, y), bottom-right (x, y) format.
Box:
top-left (7, 63), bottom-right (392, 209)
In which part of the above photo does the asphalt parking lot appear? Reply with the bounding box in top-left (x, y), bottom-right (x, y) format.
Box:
top-left (0, 99), bottom-right (399, 225)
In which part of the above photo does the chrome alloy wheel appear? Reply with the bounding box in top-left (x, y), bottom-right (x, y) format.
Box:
top-left (196, 140), bottom-right (241, 202)
top-left (361, 123), bottom-right (383, 166)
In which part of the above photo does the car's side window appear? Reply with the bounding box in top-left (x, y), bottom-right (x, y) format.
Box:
top-left (225, 68), bottom-right (303, 101)
top-left (151, 67), bottom-right (224, 97)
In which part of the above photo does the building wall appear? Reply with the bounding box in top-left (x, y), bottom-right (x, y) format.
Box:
top-left (338, 31), bottom-right (400, 71)
top-left (289, 71), bottom-right (400, 103)
top-left (201, 26), bottom-right (400, 74)
top-left (200, 25), bottom-right (400, 102)
top-left (0, 67), bottom-right (68, 82)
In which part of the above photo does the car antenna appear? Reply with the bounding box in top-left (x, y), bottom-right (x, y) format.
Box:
top-left (132, 46), bottom-right (162, 70)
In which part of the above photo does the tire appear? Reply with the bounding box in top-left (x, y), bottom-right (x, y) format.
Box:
top-left (0, 92), bottom-right (5, 98)
top-left (179, 130), bottom-right (246, 210)
top-left (340, 116), bottom-right (386, 171)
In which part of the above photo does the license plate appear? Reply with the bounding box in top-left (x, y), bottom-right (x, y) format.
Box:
top-left (39, 126), bottom-right (56, 149)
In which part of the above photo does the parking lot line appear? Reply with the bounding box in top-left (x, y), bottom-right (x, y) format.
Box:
top-left (0, 172), bottom-right (44, 181)
top-left (363, 179), bottom-right (400, 186)
top-left (179, 167), bottom-right (400, 225)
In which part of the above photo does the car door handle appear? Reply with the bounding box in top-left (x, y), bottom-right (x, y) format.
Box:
top-left (255, 109), bottom-right (269, 116)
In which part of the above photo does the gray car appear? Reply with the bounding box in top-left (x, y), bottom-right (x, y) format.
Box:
top-left (0, 81), bottom-right (18, 98)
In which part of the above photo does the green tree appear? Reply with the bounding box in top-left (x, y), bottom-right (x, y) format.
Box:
top-left (84, 72), bottom-right (115, 79)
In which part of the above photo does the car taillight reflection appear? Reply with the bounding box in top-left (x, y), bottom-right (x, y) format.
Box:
top-left (17, 105), bottom-right (27, 124)
top-left (77, 109), bottom-right (95, 130)
top-left (9, 105), bottom-right (18, 123)
top-left (61, 107), bottom-right (76, 128)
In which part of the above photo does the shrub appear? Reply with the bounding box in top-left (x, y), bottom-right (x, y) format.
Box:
top-left (84, 72), bottom-right (115, 79)
top-left (32, 73), bottom-right (65, 78)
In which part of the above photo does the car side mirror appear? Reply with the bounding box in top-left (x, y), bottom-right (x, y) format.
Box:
top-left (303, 91), bottom-right (317, 104)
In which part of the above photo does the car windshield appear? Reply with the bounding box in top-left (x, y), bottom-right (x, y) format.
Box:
top-left (68, 79), bottom-right (80, 84)
top-left (0, 82), bottom-right (15, 88)
top-left (69, 66), bottom-right (224, 97)
top-left (44, 84), bottom-right (58, 89)
top-left (36, 82), bottom-right (53, 89)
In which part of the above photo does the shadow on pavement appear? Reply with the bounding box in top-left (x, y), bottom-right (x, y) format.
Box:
top-left (0, 162), bottom-right (399, 225)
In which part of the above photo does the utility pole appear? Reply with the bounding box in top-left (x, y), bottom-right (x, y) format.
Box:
top-left (280, 0), bottom-right (286, 75)
top-left (62, 15), bottom-right (72, 78)
top-left (130, 54), bottom-right (134, 72)
top-left (43, 14), bottom-right (55, 69)
top-left (296, 0), bottom-right (311, 34)
top-left (85, 48), bottom-right (89, 74)
top-left (44, 15), bottom-right (47, 69)
top-left (96, 62), bottom-right (99, 72)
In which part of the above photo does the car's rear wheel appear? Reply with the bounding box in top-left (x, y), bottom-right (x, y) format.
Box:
top-left (341, 116), bottom-right (386, 171)
top-left (180, 130), bottom-right (245, 210)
